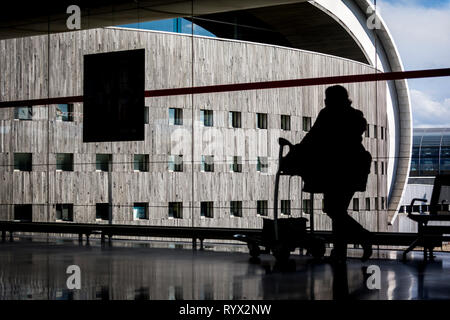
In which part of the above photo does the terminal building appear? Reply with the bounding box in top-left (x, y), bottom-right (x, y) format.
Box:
top-left (0, 0), bottom-right (412, 235)
top-left (397, 128), bottom-right (450, 232)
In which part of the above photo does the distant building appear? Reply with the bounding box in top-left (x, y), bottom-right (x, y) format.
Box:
top-left (398, 128), bottom-right (450, 232)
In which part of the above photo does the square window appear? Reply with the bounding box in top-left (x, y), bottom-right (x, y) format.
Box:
top-left (56, 153), bottom-right (73, 171)
top-left (281, 115), bottom-right (291, 131)
top-left (169, 202), bottom-right (183, 219)
top-left (230, 201), bottom-right (242, 217)
top-left (56, 104), bottom-right (73, 122)
top-left (257, 113), bottom-right (268, 129)
top-left (144, 106), bottom-right (149, 124)
top-left (168, 155), bottom-right (183, 172)
top-left (133, 203), bottom-right (148, 220)
top-left (14, 106), bottom-right (33, 120)
top-left (96, 203), bottom-right (110, 220)
top-left (257, 156), bottom-right (268, 173)
top-left (201, 201), bottom-right (214, 218)
top-left (134, 154), bottom-right (149, 172)
top-left (201, 155), bottom-right (214, 172)
top-left (56, 204), bottom-right (73, 221)
top-left (353, 198), bottom-right (360, 212)
top-left (302, 199), bottom-right (312, 215)
top-left (200, 109), bottom-right (213, 127)
top-left (281, 200), bottom-right (291, 215)
top-left (230, 156), bottom-right (242, 173)
top-left (14, 204), bottom-right (32, 222)
top-left (302, 116), bottom-right (311, 132)
top-left (257, 200), bottom-right (268, 216)
top-left (169, 108), bottom-right (183, 125)
top-left (14, 153), bottom-right (32, 171)
top-left (365, 198), bottom-right (371, 211)
top-left (96, 154), bottom-right (111, 172)
top-left (229, 111), bottom-right (241, 128)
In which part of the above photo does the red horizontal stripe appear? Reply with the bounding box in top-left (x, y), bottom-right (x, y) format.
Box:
top-left (0, 68), bottom-right (449, 108)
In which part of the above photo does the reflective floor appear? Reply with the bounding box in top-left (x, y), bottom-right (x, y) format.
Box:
top-left (1, 237), bottom-right (450, 300)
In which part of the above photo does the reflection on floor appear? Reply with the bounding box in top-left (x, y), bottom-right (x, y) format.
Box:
top-left (0, 238), bottom-right (449, 300)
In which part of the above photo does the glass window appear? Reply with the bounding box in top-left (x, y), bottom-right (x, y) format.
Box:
top-left (302, 199), bottom-right (312, 215)
top-left (96, 154), bottom-right (111, 172)
top-left (56, 153), bottom-right (73, 171)
top-left (169, 108), bottom-right (183, 125)
top-left (14, 153), bottom-right (32, 171)
top-left (230, 201), bottom-right (242, 217)
top-left (302, 116), bottom-right (311, 132)
top-left (14, 106), bottom-right (33, 120)
top-left (420, 146), bottom-right (439, 176)
top-left (201, 201), bottom-right (214, 218)
top-left (257, 113), bottom-right (267, 129)
top-left (257, 156), bottom-right (268, 173)
top-left (365, 198), bottom-right (371, 211)
top-left (374, 161), bottom-right (378, 175)
top-left (281, 115), bottom-right (291, 131)
top-left (201, 155), bottom-right (214, 172)
top-left (374, 125), bottom-right (378, 138)
top-left (381, 197), bottom-right (385, 210)
top-left (230, 156), bottom-right (242, 173)
top-left (134, 154), bottom-right (149, 172)
top-left (96, 203), bottom-right (109, 221)
top-left (168, 202), bottom-right (183, 219)
top-left (229, 111), bottom-right (241, 128)
top-left (257, 200), bottom-right (268, 216)
top-left (365, 124), bottom-right (370, 138)
top-left (144, 106), bottom-right (149, 124)
top-left (56, 204), bottom-right (73, 221)
top-left (14, 204), bottom-right (32, 222)
top-left (56, 104), bottom-right (73, 122)
top-left (353, 198), bottom-right (359, 211)
top-left (281, 200), bottom-right (291, 215)
top-left (410, 146), bottom-right (420, 176)
top-left (168, 155), bottom-right (183, 172)
top-left (441, 147), bottom-right (450, 174)
top-left (133, 203), bottom-right (148, 220)
top-left (375, 197), bottom-right (379, 211)
top-left (200, 109), bottom-right (213, 127)
top-left (380, 126), bottom-right (384, 140)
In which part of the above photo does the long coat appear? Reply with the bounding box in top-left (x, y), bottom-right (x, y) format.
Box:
top-left (281, 104), bottom-right (372, 193)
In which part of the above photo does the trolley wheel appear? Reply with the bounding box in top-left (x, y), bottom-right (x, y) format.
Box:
top-left (272, 245), bottom-right (291, 262)
top-left (248, 243), bottom-right (261, 258)
top-left (309, 237), bottom-right (326, 259)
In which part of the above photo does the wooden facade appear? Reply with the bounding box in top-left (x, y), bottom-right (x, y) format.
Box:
top-left (0, 27), bottom-right (389, 233)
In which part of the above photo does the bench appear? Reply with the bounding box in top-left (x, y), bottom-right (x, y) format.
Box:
top-left (403, 174), bottom-right (450, 261)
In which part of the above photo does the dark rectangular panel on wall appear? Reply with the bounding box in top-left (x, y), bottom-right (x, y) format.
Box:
top-left (83, 49), bottom-right (145, 142)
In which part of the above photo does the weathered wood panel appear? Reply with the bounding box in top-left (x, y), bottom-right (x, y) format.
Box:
top-left (0, 28), bottom-right (388, 232)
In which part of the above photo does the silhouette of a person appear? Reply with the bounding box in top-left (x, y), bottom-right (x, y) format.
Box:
top-left (295, 85), bottom-right (373, 263)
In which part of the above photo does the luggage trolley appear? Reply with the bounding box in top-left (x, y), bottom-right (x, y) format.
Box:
top-left (235, 138), bottom-right (326, 262)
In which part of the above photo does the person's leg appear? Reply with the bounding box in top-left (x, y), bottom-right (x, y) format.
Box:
top-left (324, 191), bottom-right (353, 261)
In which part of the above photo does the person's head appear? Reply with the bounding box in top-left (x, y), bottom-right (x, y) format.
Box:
top-left (324, 85), bottom-right (352, 108)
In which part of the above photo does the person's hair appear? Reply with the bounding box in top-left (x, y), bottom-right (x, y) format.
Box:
top-left (324, 85), bottom-right (352, 107)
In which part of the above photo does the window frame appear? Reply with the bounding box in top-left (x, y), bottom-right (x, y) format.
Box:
top-left (56, 203), bottom-right (74, 222)
top-left (168, 202), bottom-right (183, 219)
top-left (133, 203), bottom-right (148, 220)
top-left (14, 153), bottom-right (32, 172)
